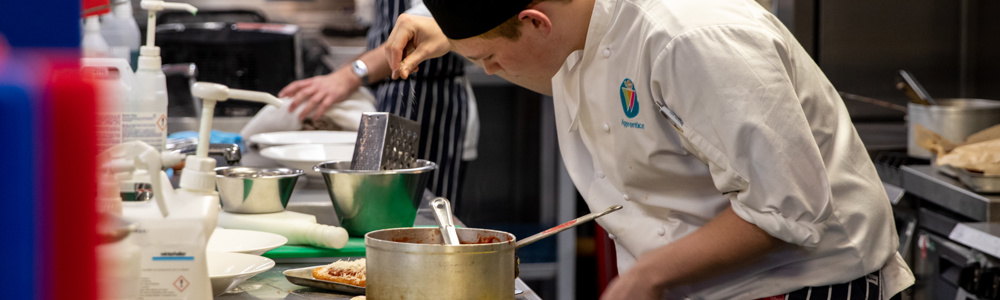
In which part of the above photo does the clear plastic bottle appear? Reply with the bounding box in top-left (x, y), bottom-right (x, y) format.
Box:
top-left (100, 0), bottom-right (141, 69)
top-left (82, 16), bottom-right (110, 58)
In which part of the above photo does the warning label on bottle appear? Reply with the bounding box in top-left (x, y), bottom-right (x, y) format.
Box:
top-left (173, 276), bottom-right (189, 292)
top-left (97, 112), bottom-right (167, 150)
top-left (97, 113), bottom-right (123, 151)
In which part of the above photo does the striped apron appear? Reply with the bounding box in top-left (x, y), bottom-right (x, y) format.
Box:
top-left (756, 271), bottom-right (890, 300)
top-left (367, 0), bottom-right (469, 203)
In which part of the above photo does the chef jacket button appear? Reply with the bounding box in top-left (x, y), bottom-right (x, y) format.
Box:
top-left (603, 48), bottom-right (611, 58)
top-left (608, 233), bottom-right (616, 240)
top-left (657, 226), bottom-right (666, 236)
top-left (603, 123), bottom-right (610, 132)
top-left (623, 194), bottom-right (630, 201)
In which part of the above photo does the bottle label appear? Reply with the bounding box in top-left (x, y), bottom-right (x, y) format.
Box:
top-left (98, 112), bottom-right (168, 150)
top-left (131, 220), bottom-right (210, 299)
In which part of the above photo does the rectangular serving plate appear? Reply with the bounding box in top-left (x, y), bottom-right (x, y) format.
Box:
top-left (282, 265), bottom-right (365, 295)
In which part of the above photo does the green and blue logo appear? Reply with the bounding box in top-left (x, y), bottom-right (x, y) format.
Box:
top-left (620, 78), bottom-right (639, 118)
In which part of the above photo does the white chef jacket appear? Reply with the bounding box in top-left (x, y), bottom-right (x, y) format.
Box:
top-left (550, 0), bottom-right (915, 298)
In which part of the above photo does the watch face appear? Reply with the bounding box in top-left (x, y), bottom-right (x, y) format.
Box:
top-left (353, 60), bottom-right (367, 76)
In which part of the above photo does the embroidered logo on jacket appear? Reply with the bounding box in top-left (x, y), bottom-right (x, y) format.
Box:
top-left (620, 78), bottom-right (640, 118)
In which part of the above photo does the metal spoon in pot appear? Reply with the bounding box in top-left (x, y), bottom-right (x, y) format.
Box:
top-left (516, 205), bottom-right (623, 249)
top-left (430, 197), bottom-right (461, 245)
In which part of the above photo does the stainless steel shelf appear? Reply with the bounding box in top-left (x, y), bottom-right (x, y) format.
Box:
top-left (901, 165), bottom-right (1000, 222)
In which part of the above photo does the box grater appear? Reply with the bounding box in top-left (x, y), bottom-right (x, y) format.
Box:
top-left (350, 112), bottom-right (421, 170)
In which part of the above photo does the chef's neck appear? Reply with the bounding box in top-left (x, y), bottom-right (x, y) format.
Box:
top-left (570, 0), bottom-right (596, 52)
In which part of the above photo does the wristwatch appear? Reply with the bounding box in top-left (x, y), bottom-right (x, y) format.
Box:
top-left (351, 60), bottom-right (370, 85)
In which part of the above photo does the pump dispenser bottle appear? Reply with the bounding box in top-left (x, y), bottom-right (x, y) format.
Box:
top-left (132, 0), bottom-right (197, 150)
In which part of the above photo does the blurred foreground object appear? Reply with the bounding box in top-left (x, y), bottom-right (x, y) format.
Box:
top-left (0, 46), bottom-right (100, 300)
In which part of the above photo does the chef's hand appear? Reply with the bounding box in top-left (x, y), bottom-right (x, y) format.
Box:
top-left (384, 13), bottom-right (451, 79)
top-left (600, 267), bottom-right (663, 300)
top-left (278, 67), bottom-right (360, 121)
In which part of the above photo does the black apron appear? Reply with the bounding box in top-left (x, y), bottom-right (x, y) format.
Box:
top-left (367, 0), bottom-right (469, 203)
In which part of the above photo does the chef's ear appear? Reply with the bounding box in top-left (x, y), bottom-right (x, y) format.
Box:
top-left (518, 9), bottom-right (552, 36)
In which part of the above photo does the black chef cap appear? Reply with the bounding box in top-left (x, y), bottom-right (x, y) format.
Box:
top-left (424, 0), bottom-right (534, 40)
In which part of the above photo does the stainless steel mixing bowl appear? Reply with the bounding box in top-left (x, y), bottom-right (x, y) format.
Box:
top-left (215, 167), bottom-right (305, 213)
top-left (313, 160), bottom-right (436, 236)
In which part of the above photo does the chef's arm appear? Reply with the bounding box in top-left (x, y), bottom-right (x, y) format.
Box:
top-left (628, 206), bottom-right (786, 291)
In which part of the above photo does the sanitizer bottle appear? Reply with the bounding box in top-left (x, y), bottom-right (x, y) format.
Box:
top-left (131, 0), bottom-right (197, 150)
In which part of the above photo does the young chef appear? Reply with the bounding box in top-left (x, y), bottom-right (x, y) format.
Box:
top-left (383, 0), bottom-right (915, 299)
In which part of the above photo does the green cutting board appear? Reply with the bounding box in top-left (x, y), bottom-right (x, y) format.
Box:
top-left (262, 237), bottom-right (366, 259)
top-left (261, 226), bottom-right (456, 259)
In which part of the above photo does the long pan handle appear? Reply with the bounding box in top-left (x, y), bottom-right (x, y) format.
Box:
top-left (516, 205), bottom-right (623, 249)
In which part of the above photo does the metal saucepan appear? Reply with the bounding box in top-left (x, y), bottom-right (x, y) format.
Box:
top-left (365, 204), bottom-right (622, 299)
top-left (839, 92), bottom-right (1000, 159)
top-left (907, 99), bottom-right (1000, 158)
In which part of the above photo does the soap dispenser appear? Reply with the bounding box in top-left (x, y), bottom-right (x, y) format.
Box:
top-left (133, 0), bottom-right (198, 151)
top-left (112, 140), bottom-right (216, 300)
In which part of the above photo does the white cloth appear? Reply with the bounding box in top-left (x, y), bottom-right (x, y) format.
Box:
top-left (239, 88), bottom-right (376, 144)
top-left (550, 0), bottom-right (914, 299)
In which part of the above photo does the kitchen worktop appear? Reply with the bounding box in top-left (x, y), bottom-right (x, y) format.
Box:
top-left (213, 149), bottom-right (542, 299)
top-left (901, 165), bottom-right (1000, 222)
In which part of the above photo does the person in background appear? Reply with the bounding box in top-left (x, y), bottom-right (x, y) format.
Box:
top-left (382, 0), bottom-right (915, 299)
top-left (279, 0), bottom-right (478, 204)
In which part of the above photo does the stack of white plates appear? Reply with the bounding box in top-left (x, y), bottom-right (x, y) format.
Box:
top-left (249, 131), bottom-right (357, 148)
top-left (260, 144), bottom-right (356, 178)
top-left (207, 228), bottom-right (287, 295)
top-left (207, 251), bottom-right (275, 296)
top-left (207, 228), bottom-right (288, 255)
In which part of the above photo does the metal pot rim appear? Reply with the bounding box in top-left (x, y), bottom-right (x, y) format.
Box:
top-left (313, 159), bottom-right (437, 174)
top-left (214, 166), bottom-right (305, 178)
top-left (365, 227), bottom-right (517, 253)
top-left (908, 98), bottom-right (1000, 111)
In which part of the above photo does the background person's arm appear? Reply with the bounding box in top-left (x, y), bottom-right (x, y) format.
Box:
top-left (279, 44), bottom-right (393, 120)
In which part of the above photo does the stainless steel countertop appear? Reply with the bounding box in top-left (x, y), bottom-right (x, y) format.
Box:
top-left (215, 262), bottom-right (540, 300)
top-left (901, 165), bottom-right (1000, 222)
top-left (213, 148), bottom-right (542, 299)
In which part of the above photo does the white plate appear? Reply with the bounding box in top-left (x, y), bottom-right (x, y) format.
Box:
top-left (208, 251), bottom-right (275, 296)
top-left (260, 144), bottom-right (355, 177)
top-left (249, 131), bottom-right (358, 148)
top-left (207, 228), bottom-right (288, 256)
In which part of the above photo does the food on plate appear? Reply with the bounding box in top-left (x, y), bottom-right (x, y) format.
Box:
top-left (312, 258), bottom-right (366, 287)
top-left (937, 139), bottom-right (1000, 175)
top-left (964, 124), bottom-right (1000, 145)
top-left (350, 296), bottom-right (366, 300)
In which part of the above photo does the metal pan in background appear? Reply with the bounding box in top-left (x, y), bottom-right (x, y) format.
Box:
top-left (282, 266), bottom-right (365, 295)
top-left (907, 99), bottom-right (1000, 159)
top-left (957, 168), bottom-right (1000, 194)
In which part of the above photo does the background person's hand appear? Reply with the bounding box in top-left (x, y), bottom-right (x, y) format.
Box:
top-left (385, 13), bottom-right (452, 79)
top-left (278, 68), bottom-right (361, 121)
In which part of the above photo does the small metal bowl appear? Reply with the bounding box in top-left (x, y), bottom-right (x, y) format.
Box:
top-left (215, 167), bottom-right (305, 213)
top-left (313, 160), bottom-right (436, 236)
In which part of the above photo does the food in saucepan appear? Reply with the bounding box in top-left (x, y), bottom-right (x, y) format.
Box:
top-left (312, 258), bottom-right (366, 287)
